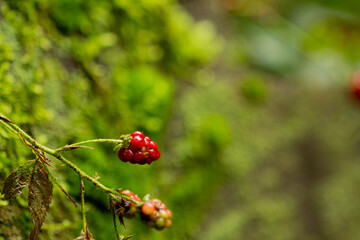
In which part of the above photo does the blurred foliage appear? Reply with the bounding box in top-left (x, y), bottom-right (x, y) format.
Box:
top-left (1, 0), bottom-right (360, 239)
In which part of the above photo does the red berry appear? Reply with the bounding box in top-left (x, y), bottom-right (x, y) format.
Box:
top-left (150, 199), bottom-right (162, 209)
top-left (134, 151), bottom-right (145, 162)
top-left (142, 203), bottom-right (156, 215)
top-left (148, 149), bottom-right (158, 160)
top-left (149, 141), bottom-right (158, 150)
top-left (138, 160), bottom-right (147, 165)
top-left (122, 190), bottom-right (134, 197)
top-left (133, 195), bottom-right (141, 202)
top-left (146, 157), bottom-right (153, 164)
top-left (144, 137), bottom-right (151, 147)
top-left (165, 209), bottom-right (172, 218)
top-left (128, 144), bottom-right (139, 152)
top-left (118, 149), bottom-right (134, 162)
top-left (131, 131), bottom-right (145, 138)
top-left (131, 135), bottom-right (145, 148)
top-left (159, 202), bottom-right (167, 210)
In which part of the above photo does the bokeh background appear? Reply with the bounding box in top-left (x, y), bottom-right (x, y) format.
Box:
top-left (1, 0), bottom-right (360, 239)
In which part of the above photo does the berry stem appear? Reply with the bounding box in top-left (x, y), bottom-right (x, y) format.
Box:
top-left (55, 138), bottom-right (127, 153)
top-left (0, 113), bottom-right (136, 204)
top-left (110, 197), bottom-right (122, 240)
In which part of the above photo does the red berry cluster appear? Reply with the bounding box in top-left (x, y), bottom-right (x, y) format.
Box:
top-left (118, 131), bottom-right (161, 165)
top-left (140, 199), bottom-right (172, 230)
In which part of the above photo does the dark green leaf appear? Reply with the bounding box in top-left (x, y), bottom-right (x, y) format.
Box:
top-left (28, 161), bottom-right (53, 240)
top-left (1, 161), bottom-right (34, 200)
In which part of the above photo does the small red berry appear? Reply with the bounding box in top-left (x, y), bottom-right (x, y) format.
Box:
top-left (131, 131), bottom-right (145, 138)
top-left (145, 157), bottom-right (153, 164)
top-left (131, 135), bottom-right (145, 148)
top-left (144, 137), bottom-right (151, 147)
top-left (142, 203), bottom-right (156, 215)
top-left (138, 160), bottom-right (147, 165)
top-left (128, 144), bottom-right (139, 152)
top-left (122, 189), bottom-right (134, 197)
top-left (133, 194), bottom-right (141, 202)
top-left (148, 149), bottom-right (159, 160)
top-left (165, 209), bottom-right (172, 218)
top-left (159, 202), bottom-right (167, 210)
top-left (150, 199), bottom-right (162, 209)
top-left (149, 141), bottom-right (158, 150)
top-left (134, 151), bottom-right (145, 162)
top-left (118, 149), bottom-right (134, 162)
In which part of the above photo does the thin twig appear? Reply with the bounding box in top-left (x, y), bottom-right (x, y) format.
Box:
top-left (80, 177), bottom-right (87, 233)
top-left (54, 139), bottom-right (126, 153)
top-left (110, 197), bottom-right (122, 240)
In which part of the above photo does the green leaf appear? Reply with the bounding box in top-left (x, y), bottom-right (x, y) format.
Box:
top-left (28, 161), bottom-right (53, 240)
top-left (1, 161), bottom-right (34, 200)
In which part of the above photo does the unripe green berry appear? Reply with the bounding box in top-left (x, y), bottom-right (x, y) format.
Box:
top-left (155, 217), bottom-right (165, 230)
top-left (125, 206), bottom-right (138, 218)
top-left (159, 209), bottom-right (169, 219)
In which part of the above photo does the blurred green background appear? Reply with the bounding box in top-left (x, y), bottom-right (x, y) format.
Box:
top-left (1, 0), bottom-right (360, 239)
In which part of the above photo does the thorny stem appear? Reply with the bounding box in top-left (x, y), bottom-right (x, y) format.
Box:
top-left (80, 177), bottom-right (87, 233)
top-left (0, 113), bottom-right (136, 204)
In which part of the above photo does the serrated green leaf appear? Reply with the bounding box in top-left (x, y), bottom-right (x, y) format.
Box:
top-left (1, 161), bottom-right (34, 200)
top-left (28, 161), bottom-right (53, 240)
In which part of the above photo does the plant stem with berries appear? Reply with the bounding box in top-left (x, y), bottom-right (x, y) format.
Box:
top-left (0, 113), bottom-right (134, 202)
top-left (0, 113), bottom-right (171, 239)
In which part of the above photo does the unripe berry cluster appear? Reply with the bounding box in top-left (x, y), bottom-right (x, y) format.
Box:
top-left (114, 189), bottom-right (141, 219)
top-left (121, 189), bottom-right (141, 202)
top-left (140, 199), bottom-right (172, 230)
top-left (118, 131), bottom-right (161, 165)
